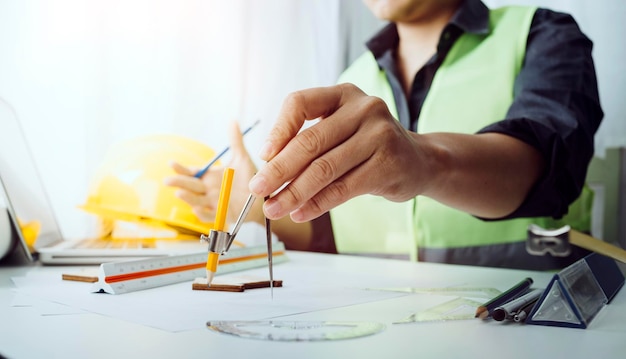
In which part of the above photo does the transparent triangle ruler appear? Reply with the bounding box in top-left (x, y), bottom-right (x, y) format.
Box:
top-left (368, 286), bottom-right (501, 323)
top-left (394, 297), bottom-right (484, 323)
top-left (91, 241), bottom-right (286, 294)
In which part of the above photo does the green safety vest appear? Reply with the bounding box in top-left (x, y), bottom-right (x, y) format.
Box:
top-left (330, 6), bottom-right (593, 269)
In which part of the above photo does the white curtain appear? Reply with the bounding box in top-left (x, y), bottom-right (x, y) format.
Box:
top-left (0, 0), bottom-right (348, 238)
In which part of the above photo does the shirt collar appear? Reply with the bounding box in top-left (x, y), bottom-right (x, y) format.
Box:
top-left (366, 0), bottom-right (490, 59)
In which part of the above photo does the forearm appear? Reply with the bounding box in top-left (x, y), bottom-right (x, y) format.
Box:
top-left (419, 132), bottom-right (544, 218)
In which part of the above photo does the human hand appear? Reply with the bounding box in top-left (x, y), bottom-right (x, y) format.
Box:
top-left (164, 121), bottom-right (264, 226)
top-left (249, 83), bottom-right (431, 222)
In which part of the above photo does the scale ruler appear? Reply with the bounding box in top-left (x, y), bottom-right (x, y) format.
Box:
top-left (91, 241), bottom-right (287, 294)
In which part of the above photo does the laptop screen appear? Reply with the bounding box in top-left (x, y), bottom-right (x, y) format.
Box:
top-left (0, 97), bottom-right (66, 259)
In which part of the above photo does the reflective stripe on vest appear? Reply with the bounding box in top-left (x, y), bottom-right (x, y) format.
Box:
top-left (330, 6), bottom-right (593, 269)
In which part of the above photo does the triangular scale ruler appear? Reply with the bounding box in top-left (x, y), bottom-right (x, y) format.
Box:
top-left (526, 253), bottom-right (624, 329)
top-left (91, 242), bottom-right (287, 294)
top-left (527, 279), bottom-right (583, 327)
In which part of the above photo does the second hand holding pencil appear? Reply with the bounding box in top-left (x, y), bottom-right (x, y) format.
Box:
top-left (194, 120), bottom-right (260, 178)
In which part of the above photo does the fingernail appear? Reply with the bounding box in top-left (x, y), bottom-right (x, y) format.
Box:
top-left (290, 208), bottom-right (305, 223)
top-left (249, 174), bottom-right (267, 195)
top-left (264, 199), bottom-right (282, 218)
top-left (259, 141), bottom-right (273, 160)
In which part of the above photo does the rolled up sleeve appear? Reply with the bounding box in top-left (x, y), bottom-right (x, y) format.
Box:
top-left (479, 9), bottom-right (603, 219)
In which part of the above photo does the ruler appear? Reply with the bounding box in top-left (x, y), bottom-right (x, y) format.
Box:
top-left (207, 320), bottom-right (386, 341)
top-left (91, 241), bottom-right (287, 294)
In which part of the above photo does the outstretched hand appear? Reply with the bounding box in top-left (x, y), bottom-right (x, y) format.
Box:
top-left (248, 83), bottom-right (431, 222)
top-left (249, 82), bottom-right (547, 222)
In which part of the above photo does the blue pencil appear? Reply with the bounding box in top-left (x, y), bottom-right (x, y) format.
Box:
top-left (194, 120), bottom-right (260, 178)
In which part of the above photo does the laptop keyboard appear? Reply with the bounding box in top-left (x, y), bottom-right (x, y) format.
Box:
top-left (71, 238), bottom-right (157, 249)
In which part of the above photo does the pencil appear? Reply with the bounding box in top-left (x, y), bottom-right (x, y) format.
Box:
top-left (194, 120), bottom-right (260, 178)
top-left (475, 277), bottom-right (533, 319)
top-left (205, 252), bottom-right (219, 285)
top-left (206, 167), bottom-right (235, 285)
top-left (214, 168), bottom-right (234, 232)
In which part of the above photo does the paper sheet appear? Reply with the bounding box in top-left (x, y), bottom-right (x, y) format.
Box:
top-left (10, 292), bottom-right (87, 316)
top-left (11, 269), bottom-right (406, 332)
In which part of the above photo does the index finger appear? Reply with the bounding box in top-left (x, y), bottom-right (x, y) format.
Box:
top-left (259, 85), bottom-right (347, 161)
top-left (251, 85), bottom-right (352, 197)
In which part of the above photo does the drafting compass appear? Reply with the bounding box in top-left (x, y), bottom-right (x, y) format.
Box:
top-left (264, 195), bottom-right (274, 297)
top-left (200, 193), bottom-right (274, 295)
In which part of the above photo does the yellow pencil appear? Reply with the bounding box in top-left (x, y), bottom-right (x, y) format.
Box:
top-left (206, 167), bottom-right (235, 285)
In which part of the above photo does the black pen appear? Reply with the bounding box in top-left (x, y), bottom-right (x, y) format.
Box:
top-left (475, 277), bottom-right (533, 319)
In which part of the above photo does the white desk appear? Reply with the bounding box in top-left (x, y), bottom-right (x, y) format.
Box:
top-left (1, 251), bottom-right (625, 359)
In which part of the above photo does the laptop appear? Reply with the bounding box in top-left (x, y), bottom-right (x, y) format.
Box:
top-left (0, 99), bottom-right (220, 265)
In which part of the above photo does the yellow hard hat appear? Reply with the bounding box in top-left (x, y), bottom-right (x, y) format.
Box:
top-left (18, 219), bottom-right (40, 251)
top-left (80, 134), bottom-right (216, 235)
